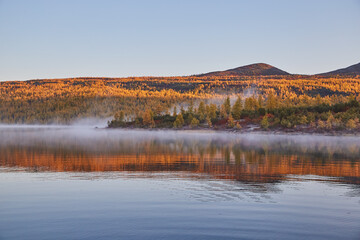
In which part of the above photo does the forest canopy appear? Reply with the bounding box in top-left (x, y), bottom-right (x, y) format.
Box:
top-left (0, 75), bottom-right (359, 129)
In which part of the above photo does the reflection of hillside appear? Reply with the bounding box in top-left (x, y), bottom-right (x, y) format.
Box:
top-left (1, 142), bottom-right (359, 184)
top-left (1, 129), bottom-right (360, 184)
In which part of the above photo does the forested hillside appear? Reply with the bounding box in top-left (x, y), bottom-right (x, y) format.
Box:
top-left (0, 74), bottom-right (359, 125)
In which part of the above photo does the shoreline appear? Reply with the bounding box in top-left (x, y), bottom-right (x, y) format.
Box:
top-left (0, 123), bottom-right (359, 137)
top-left (106, 125), bottom-right (360, 137)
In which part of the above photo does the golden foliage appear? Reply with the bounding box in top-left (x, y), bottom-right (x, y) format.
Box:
top-left (0, 75), bottom-right (359, 123)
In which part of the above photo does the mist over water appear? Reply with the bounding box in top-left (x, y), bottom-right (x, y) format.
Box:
top-left (0, 125), bottom-right (359, 157)
top-left (0, 126), bottom-right (359, 240)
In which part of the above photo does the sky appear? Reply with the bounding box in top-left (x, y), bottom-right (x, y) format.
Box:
top-left (0, 0), bottom-right (359, 81)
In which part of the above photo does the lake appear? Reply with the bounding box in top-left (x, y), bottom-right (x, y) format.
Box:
top-left (0, 126), bottom-right (359, 240)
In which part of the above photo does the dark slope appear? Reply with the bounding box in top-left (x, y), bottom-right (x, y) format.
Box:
top-left (197, 63), bottom-right (290, 77)
top-left (318, 62), bottom-right (360, 76)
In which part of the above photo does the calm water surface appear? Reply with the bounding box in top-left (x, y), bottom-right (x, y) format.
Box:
top-left (0, 126), bottom-right (359, 240)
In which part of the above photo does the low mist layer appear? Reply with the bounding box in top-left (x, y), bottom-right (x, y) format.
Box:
top-left (0, 126), bottom-right (359, 185)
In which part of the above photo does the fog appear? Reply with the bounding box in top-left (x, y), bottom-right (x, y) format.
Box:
top-left (0, 125), bottom-right (360, 157)
top-left (0, 117), bottom-right (111, 129)
top-left (70, 117), bottom-right (112, 128)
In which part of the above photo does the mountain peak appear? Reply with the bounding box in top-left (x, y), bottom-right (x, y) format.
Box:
top-left (198, 63), bottom-right (290, 77)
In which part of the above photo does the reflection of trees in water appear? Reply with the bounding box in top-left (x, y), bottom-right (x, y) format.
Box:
top-left (0, 130), bottom-right (359, 185)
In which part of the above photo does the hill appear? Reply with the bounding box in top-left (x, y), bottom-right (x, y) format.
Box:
top-left (0, 74), bottom-right (359, 124)
top-left (318, 62), bottom-right (360, 76)
top-left (197, 63), bottom-right (290, 77)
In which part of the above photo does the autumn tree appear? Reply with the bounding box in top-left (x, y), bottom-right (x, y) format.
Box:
top-left (244, 97), bottom-right (254, 111)
top-left (261, 115), bottom-right (269, 129)
top-left (114, 111), bottom-right (125, 122)
top-left (190, 117), bottom-right (200, 128)
top-left (180, 105), bottom-right (185, 115)
top-left (220, 104), bottom-right (228, 118)
top-left (266, 92), bottom-right (278, 110)
top-left (231, 96), bottom-right (242, 120)
top-left (207, 103), bottom-right (217, 120)
top-left (154, 103), bottom-right (163, 116)
top-left (197, 101), bottom-right (206, 121)
top-left (227, 114), bottom-right (235, 128)
top-left (346, 119), bottom-right (357, 129)
top-left (206, 115), bottom-right (212, 128)
top-left (142, 109), bottom-right (155, 128)
top-left (188, 100), bottom-right (194, 114)
top-left (173, 113), bottom-right (184, 128)
top-left (223, 96), bottom-right (231, 115)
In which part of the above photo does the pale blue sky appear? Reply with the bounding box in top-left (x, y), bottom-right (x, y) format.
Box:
top-left (0, 0), bottom-right (359, 81)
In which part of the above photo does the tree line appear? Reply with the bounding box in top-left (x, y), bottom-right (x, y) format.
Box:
top-left (109, 94), bottom-right (360, 132)
top-left (0, 76), bottom-right (359, 125)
